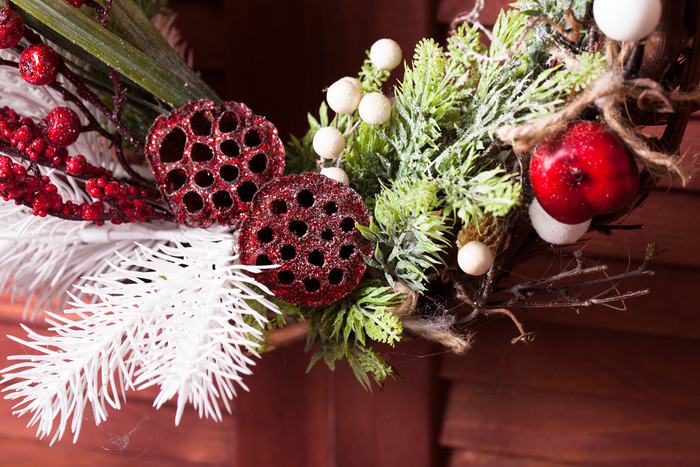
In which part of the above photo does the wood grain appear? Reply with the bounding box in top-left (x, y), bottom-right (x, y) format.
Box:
top-left (331, 339), bottom-right (442, 467)
top-left (441, 381), bottom-right (700, 465)
top-left (548, 189), bottom-right (700, 268)
top-left (0, 393), bottom-right (238, 465)
top-left (234, 339), bottom-right (442, 467)
top-left (441, 320), bottom-right (700, 409)
top-left (0, 438), bottom-right (179, 467)
top-left (447, 448), bottom-right (572, 467)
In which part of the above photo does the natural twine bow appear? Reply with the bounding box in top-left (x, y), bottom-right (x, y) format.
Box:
top-left (496, 41), bottom-right (694, 183)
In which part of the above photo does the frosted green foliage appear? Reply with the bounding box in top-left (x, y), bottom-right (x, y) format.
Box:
top-left (440, 167), bottom-right (522, 224)
top-left (513, 0), bottom-right (593, 59)
top-left (390, 38), bottom-right (473, 179)
top-left (427, 10), bottom-right (604, 225)
top-left (358, 179), bottom-right (452, 292)
top-left (301, 280), bottom-right (403, 389)
top-left (285, 102), bottom-right (329, 175)
top-left (357, 57), bottom-right (391, 93)
top-left (514, 0), bottom-right (591, 24)
top-left (342, 58), bottom-right (395, 199)
top-left (343, 124), bottom-right (394, 204)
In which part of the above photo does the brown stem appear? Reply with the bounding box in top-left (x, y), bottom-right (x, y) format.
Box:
top-left (487, 288), bottom-right (649, 310)
top-left (485, 308), bottom-right (536, 344)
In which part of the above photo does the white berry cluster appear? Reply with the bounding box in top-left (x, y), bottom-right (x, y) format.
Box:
top-left (313, 38), bottom-right (402, 185)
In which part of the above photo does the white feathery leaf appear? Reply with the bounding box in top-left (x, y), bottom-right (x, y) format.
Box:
top-left (0, 227), bottom-right (279, 444)
top-left (0, 212), bottom-right (181, 316)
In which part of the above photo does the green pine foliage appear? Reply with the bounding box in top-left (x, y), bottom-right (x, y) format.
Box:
top-left (285, 280), bottom-right (403, 389)
top-left (514, 0), bottom-right (592, 33)
top-left (389, 38), bottom-right (473, 179)
top-left (358, 179), bottom-right (452, 292)
top-left (440, 167), bottom-right (522, 225)
top-left (284, 0), bottom-right (607, 388)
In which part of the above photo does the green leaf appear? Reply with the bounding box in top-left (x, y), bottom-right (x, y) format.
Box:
top-left (13, 0), bottom-right (218, 108)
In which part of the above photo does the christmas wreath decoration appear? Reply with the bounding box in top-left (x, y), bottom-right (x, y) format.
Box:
top-left (0, 0), bottom-right (695, 444)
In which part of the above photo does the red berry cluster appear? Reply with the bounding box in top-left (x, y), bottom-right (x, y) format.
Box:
top-left (85, 176), bottom-right (158, 223)
top-left (0, 7), bottom-right (173, 225)
top-left (0, 155), bottom-right (62, 216)
top-left (0, 105), bottom-right (165, 223)
top-left (0, 106), bottom-right (104, 175)
top-left (0, 154), bottom-right (108, 222)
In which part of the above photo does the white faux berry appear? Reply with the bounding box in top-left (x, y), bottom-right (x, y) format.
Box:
top-left (358, 93), bottom-right (391, 126)
top-left (370, 38), bottom-right (402, 71)
top-left (327, 77), bottom-right (362, 115)
top-left (312, 127), bottom-right (345, 160)
top-left (320, 167), bottom-right (350, 185)
top-left (529, 198), bottom-right (591, 245)
top-left (457, 240), bottom-right (494, 276)
top-left (593, 0), bottom-right (662, 42)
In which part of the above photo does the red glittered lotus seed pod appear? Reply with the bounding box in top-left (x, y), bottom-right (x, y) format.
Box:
top-left (145, 99), bottom-right (285, 227)
top-left (239, 172), bottom-right (374, 307)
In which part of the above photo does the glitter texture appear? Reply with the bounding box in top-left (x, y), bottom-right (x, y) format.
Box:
top-left (145, 99), bottom-right (285, 227)
top-left (239, 172), bottom-right (374, 307)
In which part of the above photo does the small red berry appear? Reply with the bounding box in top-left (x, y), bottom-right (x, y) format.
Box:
top-left (44, 107), bottom-right (81, 146)
top-left (11, 164), bottom-right (26, 182)
top-left (0, 9), bottom-right (24, 49)
top-left (65, 0), bottom-right (86, 7)
top-left (44, 107), bottom-right (81, 147)
top-left (14, 125), bottom-right (32, 142)
top-left (104, 181), bottom-right (120, 197)
top-left (19, 44), bottom-right (59, 86)
top-left (82, 202), bottom-right (103, 221)
top-left (66, 154), bottom-right (86, 175)
top-left (31, 138), bottom-right (46, 152)
top-left (32, 192), bottom-right (51, 212)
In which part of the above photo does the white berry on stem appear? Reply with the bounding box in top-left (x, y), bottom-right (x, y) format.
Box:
top-left (593, 0), bottom-right (662, 42)
top-left (457, 241), bottom-right (494, 276)
top-left (327, 77), bottom-right (362, 115)
top-left (312, 127), bottom-right (346, 160)
top-left (370, 38), bottom-right (402, 71)
top-left (358, 92), bottom-right (392, 125)
top-left (529, 198), bottom-right (591, 245)
top-left (320, 167), bottom-right (350, 185)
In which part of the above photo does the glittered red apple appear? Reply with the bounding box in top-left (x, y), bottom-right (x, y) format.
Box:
top-left (529, 120), bottom-right (640, 225)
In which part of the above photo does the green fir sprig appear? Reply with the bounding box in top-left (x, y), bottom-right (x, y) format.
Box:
top-left (284, 280), bottom-right (403, 389)
top-left (358, 179), bottom-right (452, 292)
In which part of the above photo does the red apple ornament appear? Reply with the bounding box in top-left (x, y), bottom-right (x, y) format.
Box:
top-left (529, 120), bottom-right (640, 224)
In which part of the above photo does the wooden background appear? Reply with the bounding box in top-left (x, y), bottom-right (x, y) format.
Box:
top-left (1, 0), bottom-right (699, 465)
